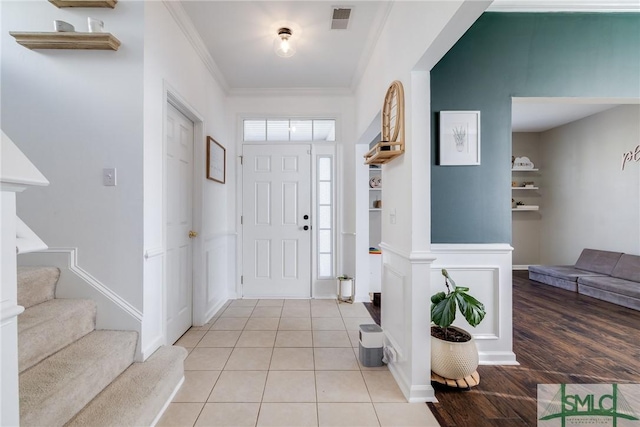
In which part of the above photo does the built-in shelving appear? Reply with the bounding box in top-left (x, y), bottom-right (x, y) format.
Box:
top-left (512, 167), bottom-right (540, 213)
top-left (9, 32), bottom-right (121, 51)
top-left (49, 0), bottom-right (117, 8)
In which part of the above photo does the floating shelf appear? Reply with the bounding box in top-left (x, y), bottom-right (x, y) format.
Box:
top-left (49, 0), bottom-right (117, 8)
top-left (511, 187), bottom-right (539, 190)
top-left (512, 206), bottom-right (539, 211)
top-left (369, 208), bottom-right (382, 212)
top-left (511, 168), bottom-right (539, 172)
top-left (9, 32), bottom-right (121, 51)
top-left (369, 188), bottom-right (382, 191)
top-left (364, 142), bottom-right (404, 165)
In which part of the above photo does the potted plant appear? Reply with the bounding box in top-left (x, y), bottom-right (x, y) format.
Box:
top-left (430, 268), bottom-right (486, 380)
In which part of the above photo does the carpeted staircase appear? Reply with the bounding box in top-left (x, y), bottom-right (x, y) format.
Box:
top-left (17, 265), bottom-right (187, 427)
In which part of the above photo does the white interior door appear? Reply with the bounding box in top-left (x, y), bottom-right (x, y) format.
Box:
top-left (166, 103), bottom-right (194, 344)
top-left (242, 144), bottom-right (312, 298)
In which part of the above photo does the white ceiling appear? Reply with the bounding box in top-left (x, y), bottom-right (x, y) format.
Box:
top-left (177, 2), bottom-right (639, 131)
top-left (511, 101), bottom-right (621, 132)
top-left (180, 1), bottom-right (391, 91)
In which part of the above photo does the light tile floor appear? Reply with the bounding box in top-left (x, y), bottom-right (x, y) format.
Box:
top-left (158, 299), bottom-right (440, 427)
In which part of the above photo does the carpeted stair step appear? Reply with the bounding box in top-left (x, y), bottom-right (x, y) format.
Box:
top-left (66, 346), bottom-right (188, 427)
top-left (20, 330), bottom-right (137, 427)
top-left (17, 265), bottom-right (60, 309)
top-left (18, 298), bottom-right (97, 373)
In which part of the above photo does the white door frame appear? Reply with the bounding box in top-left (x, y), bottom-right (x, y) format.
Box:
top-left (162, 84), bottom-right (205, 342)
top-left (235, 115), bottom-right (340, 299)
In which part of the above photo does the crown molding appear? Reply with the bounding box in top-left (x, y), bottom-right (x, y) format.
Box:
top-left (227, 87), bottom-right (354, 98)
top-left (488, 0), bottom-right (640, 12)
top-left (349, 1), bottom-right (394, 91)
top-left (162, 1), bottom-right (230, 93)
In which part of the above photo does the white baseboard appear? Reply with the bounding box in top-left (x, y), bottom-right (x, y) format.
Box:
top-left (512, 265), bottom-right (531, 270)
top-left (141, 335), bottom-right (166, 361)
top-left (204, 298), bottom-right (227, 324)
top-left (19, 248), bottom-right (142, 321)
top-left (388, 362), bottom-right (437, 403)
top-left (479, 351), bottom-right (519, 365)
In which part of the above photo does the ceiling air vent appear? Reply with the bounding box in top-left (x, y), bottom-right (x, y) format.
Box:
top-left (331, 7), bottom-right (352, 30)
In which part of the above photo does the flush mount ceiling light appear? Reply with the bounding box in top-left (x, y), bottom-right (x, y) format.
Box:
top-left (274, 27), bottom-right (296, 58)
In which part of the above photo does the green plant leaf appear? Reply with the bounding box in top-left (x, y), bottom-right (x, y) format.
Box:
top-left (455, 292), bottom-right (486, 327)
top-left (431, 295), bottom-right (456, 328)
top-left (431, 291), bottom-right (446, 304)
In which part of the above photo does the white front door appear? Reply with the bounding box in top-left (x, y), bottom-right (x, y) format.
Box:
top-left (166, 103), bottom-right (194, 344)
top-left (242, 144), bottom-right (312, 298)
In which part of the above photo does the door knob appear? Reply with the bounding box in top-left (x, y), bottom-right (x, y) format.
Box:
top-left (303, 225), bottom-right (309, 231)
top-left (188, 230), bottom-right (198, 238)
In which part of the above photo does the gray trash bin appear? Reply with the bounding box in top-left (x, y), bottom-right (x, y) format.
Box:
top-left (358, 324), bottom-right (384, 367)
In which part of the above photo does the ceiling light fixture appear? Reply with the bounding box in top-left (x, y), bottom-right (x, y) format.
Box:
top-left (274, 27), bottom-right (296, 58)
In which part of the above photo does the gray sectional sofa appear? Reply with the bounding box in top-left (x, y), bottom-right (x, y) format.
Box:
top-left (528, 249), bottom-right (640, 311)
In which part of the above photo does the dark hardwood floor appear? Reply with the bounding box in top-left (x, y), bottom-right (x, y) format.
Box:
top-left (363, 301), bottom-right (381, 325)
top-left (427, 270), bottom-right (640, 426)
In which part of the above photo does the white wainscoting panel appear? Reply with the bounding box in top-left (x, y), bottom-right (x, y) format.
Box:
top-left (142, 247), bottom-right (164, 360)
top-left (430, 266), bottom-right (499, 340)
top-left (379, 243), bottom-right (436, 403)
top-left (431, 243), bottom-right (518, 365)
top-left (203, 233), bottom-right (235, 323)
top-left (381, 262), bottom-right (407, 356)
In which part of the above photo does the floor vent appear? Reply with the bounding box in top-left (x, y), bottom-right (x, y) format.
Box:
top-left (331, 7), bottom-right (352, 30)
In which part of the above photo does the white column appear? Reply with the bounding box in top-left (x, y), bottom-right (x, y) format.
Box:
top-left (1, 192), bottom-right (24, 427)
top-left (407, 70), bottom-right (436, 402)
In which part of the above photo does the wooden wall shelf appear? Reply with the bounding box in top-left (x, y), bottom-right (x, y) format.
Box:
top-left (364, 142), bottom-right (404, 165)
top-left (49, 0), bottom-right (117, 8)
top-left (9, 32), bottom-right (121, 51)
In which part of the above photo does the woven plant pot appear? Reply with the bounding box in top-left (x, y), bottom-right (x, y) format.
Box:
top-left (431, 326), bottom-right (479, 379)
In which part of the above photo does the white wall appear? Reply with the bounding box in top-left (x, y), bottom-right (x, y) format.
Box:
top-left (539, 105), bottom-right (640, 264)
top-left (352, 1), bottom-right (491, 402)
top-left (512, 133), bottom-right (541, 266)
top-left (1, 1), bottom-right (234, 360)
top-left (2, 1), bottom-right (145, 310)
top-left (143, 2), bottom-right (230, 355)
top-left (225, 94), bottom-right (356, 299)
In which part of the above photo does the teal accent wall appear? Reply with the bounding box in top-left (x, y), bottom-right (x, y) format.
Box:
top-left (431, 13), bottom-right (640, 243)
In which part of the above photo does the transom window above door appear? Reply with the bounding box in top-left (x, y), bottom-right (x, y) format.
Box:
top-left (243, 119), bottom-right (336, 142)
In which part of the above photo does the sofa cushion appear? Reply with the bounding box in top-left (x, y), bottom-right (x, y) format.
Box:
top-left (528, 265), bottom-right (606, 282)
top-left (574, 248), bottom-right (623, 275)
top-left (611, 254), bottom-right (640, 283)
top-left (578, 276), bottom-right (640, 299)
top-left (529, 271), bottom-right (579, 292)
top-left (578, 284), bottom-right (640, 311)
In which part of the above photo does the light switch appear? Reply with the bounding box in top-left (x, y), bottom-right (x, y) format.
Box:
top-left (103, 168), bottom-right (117, 186)
top-left (390, 208), bottom-right (396, 224)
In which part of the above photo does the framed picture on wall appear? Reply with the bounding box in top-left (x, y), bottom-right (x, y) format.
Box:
top-left (439, 111), bottom-right (481, 166)
top-left (206, 136), bottom-right (226, 183)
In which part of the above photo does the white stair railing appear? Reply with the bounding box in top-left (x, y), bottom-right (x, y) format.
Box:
top-left (1, 129), bottom-right (49, 426)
